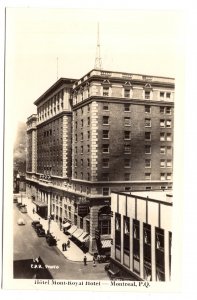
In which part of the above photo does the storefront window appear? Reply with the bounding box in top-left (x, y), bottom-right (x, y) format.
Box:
top-left (143, 223), bottom-right (152, 281)
top-left (133, 219), bottom-right (140, 274)
top-left (115, 213), bottom-right (121, 261)
top-left (155, 227), bottom-right (165, 281)
top-left (124, 216), bottom-right (130, 267)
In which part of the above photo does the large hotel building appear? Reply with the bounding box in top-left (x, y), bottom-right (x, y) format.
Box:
top-left (26, 68), bottom-right (174, 255)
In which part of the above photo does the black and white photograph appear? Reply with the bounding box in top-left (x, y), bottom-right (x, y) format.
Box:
top-left (2, 0), bottom-right (193, 295)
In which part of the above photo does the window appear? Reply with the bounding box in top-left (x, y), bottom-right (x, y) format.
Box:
top-left (103, 130), bottom-right (109, 139)
top-left (160, 133), bottom-right (165, 141)
top-left (160, 107), bottom-right (165, 114)
top-left (103, 116), bottom-right (109, 125)
top-left (102, 144), bottom-right (109, 153)
top-left (102, 158), bottom-right (109, 168)
top-left (167, 160), bottom-right (172, 167)
top-left (86, 220), bottom-right (90, 234)
top-left (167, 173), bottom-right (172, 180)
top-left (145, 159), bottom-right (151, 168)
top-left (81, 172), bottom-right (83, 179)
top-left (124, 144), bottom-right (131, 154)
top-left (160, 173), bottom-right (165, 180)
top-left (160, 146), bottom-right (165, 154)
top-left (80, 217), bottom-right (83, 229)
top-left (75, 146), bottom-right (77, 154)
top-left (103, 87), bottom-right (109, 96)
top-left (145, 132), bottom-right (151, 141)
top-left (87, 173), bottom-right (90, 181)
top-left (145, 105), bottom-right (151, 113)
top-left (102, 173), bottom-right (109, 181)
top-left (133, 219), bottom-right (140, 273)
top-left (124, 159), bottom-right (131, 168)
top-left (81, 119), bottom-right (83, 127)
top-left (124, 117), bottom-right (131, 126)
top-left (167, 146), bottom-right (172, 155)
top-left (81, 159), bottom-right (83, 167)
top-left (166, 92), bottom-right (171, 100)
top-left (166, 107), bottom-right (171, 114)
top-left (124, 131), bottom-right (131, 140)
top-left (87, 158), bottom-right (90, 167)
top-left (160, 159), bottom-right (165, 168)
top-left (81, 107), bottom-right (83, 115)
top-left (75, 134), bottom-right (77, 142)
top-left (167, 133), bottom-right (172, 141)
top-left (124, 89), bottom-right (130, 98)
top-left (124, 103), bottom-right (130, 112)
top-left (160, 119), bottom-right (165, 128)
top-left (103, 103), bottom-right (109, 110)
top-left (87, 131), bottom-right (90, 140)
top-left (74, 215), bottom-right (77, 226)
top-left (124, 216), bottom-right (130, 258)
top-left (75, 159), bottom-right (77, 167)
top-left (145, 118), bottom-right (151, 127)
top-left (87, 145), bottom-right (90, 153)
top-left (160, 92), bottom-right (165, 100)
top-left (81, 146), bottom-right (83, 154)
top-left (145, 91), bottom-right (150, 100)
top-left (155, 228), bottom-right (165, 281)
top-left (103, 187), bottom-right (110, 196)
top-left (166, 120), bottom-right (172, 128)
top-left (81, 133), bottom-right (83, 141)
top-left (124, 173), bottom-right (130, 181)
top-left (145, 173), bottom-right (151, 180)
top-left (145, 145), bottom-right (151, 154)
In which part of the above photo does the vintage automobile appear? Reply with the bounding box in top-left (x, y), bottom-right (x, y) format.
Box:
top-left (35, 224), bottom-right (46, 237)
top-left (16, 202), bottom-right (23, 209)
top-left (31, 220), bottom-right (40, 228)
top-left (17, 218), bottom-right (26, 225)
top-left (46, 233), bottom-right (57, 246)
top-left (20, 205), bottom-right (27, 213)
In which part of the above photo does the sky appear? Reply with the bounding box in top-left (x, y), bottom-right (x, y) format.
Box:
top-left (5, 7), bottom-right (184, 135)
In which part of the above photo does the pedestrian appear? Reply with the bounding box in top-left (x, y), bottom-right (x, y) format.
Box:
top-left (64, 243), bottom-right (67, 251)
top-left (83, 255), bottom-right (87, 266)
top-left (67, 240), bottom-right (70, 248)
top-left (93, 257), bottom-right (96, 267)
top-left (97, 254), bottom-right (101, 263)
top-left (33, 208), bottom-right (35, 214)
top-left (62, 243), bottom-right (65, 251)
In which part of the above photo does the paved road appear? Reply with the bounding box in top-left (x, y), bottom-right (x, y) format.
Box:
top-left (14, 204), bottom-right (110, 280)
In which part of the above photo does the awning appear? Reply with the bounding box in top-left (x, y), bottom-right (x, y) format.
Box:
top-left (101, 239), bottom-right (112, 248)
top-left (78, 232), bottom-right (89, 243)
top-left (33, 200), bottom-right (47, 207)
top-left (67, 225), bottom-right (77, 235)
top-left (72, 228), bottom-right (84, 239)
top-left (62, 222), bottom-right (71, 229)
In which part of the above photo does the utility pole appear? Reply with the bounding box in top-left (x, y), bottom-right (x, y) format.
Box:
top-left (94, 23), bottom-right (102, 70)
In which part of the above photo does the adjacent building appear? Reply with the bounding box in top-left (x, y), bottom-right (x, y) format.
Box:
top-left (26, 68), bottom-right (174, 254)
top-left (109, 190), bottom-right (172, 281)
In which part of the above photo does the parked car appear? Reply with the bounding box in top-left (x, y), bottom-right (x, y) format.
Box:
top-left (37, 226), bottom-right (46, 237)
top-left (20, 205), bottom-right (27, 213)
top-left (16, 202), bottom-right (23, 209)
top-left (31, 220), bottom-right (40, 228)
top-left (46, 233), bottom-right (57, 246)
top-left (17, 218), bottom-right (26, 225)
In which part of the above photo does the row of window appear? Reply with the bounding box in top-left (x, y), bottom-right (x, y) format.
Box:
top-left (75, 105), bottom-right (172, 122)
top-left (75, 158), bottom-right (172, 169)
top-left (74, 171), bottom-right (172, 181)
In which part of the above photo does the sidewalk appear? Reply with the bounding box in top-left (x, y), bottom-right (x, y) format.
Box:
top-left (21, 195), bottom-right (93, 262)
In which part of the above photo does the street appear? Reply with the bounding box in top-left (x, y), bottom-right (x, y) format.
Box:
top-left (14, 203), bottom-right (110, 280)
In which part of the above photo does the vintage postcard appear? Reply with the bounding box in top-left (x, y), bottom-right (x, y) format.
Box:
top-left (2, 2), bottom-right (188, 295)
